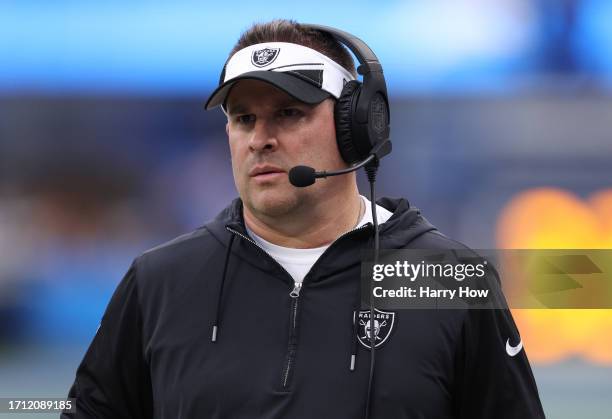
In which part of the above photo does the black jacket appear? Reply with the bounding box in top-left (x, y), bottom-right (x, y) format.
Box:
top-left (62, 197), bottom-right (546, 419)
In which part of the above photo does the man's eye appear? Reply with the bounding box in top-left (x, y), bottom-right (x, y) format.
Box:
top-left (279, 108), bottom-right (302, 118)
top-left (236, 115), bottom-right (255, 124)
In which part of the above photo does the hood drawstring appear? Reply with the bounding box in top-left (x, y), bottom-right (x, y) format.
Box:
top-left (211, 233), bottom-right (235, 342)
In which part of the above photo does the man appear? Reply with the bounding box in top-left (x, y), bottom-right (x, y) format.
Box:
top-left (63, 20), bottom-right (545, 418)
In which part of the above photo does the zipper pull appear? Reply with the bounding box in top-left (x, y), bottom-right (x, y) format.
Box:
top-left (289, 281), bottom-right (302, 298)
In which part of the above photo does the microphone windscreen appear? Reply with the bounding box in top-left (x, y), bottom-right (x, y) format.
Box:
top-left (288, 166), bottom-right (316, 187)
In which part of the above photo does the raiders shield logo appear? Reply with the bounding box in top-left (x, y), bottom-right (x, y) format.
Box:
top-left (251, 48), bottom-right (280, 67)
top-left (354, 308), bottom-right (396, 349)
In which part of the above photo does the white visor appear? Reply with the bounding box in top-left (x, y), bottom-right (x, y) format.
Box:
top-left (205, 42), bottom-right (356, 110)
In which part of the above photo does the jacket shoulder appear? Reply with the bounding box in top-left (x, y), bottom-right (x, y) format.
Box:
top-left (130, 226), bottom-right (226, 324)
top-left (146, 224), bottom-right (218, 254)
top-left (407, 228), bottom-right (473, 251)
top-left (135, 226), bottom-right (223, 278)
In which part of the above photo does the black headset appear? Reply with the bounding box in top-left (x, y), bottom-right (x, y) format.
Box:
top-left (303, 24), bottom-right (391, 166)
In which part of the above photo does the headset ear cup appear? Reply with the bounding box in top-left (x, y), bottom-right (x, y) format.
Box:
top-left (334, 80), bottom-right (362, 165)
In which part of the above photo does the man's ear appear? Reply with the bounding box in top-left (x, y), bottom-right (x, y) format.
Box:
top-left (226, 122), bottom-right (229, 136)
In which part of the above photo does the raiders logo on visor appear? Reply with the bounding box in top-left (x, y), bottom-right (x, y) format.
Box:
top-left (251, 47), bottom-right (280, 67)
top-left (354, 308), bottom-right (396, 349)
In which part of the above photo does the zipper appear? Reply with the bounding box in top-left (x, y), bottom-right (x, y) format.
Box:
top-left (226, 223), bottom-right (372, 389)
top-left (282, 292), bottom-right (300, 387)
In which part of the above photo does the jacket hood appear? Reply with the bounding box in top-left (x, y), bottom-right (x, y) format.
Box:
top-left (376, 196), bottom-right (438, 248)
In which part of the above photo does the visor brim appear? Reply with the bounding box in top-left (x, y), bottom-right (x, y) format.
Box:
top-left (204, 71), bottom-right (331, 110)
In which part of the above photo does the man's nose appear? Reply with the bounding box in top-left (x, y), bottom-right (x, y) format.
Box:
top-left (248, 118), bottom-right (278, 153)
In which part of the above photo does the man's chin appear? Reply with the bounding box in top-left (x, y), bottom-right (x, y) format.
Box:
top-left (246, 191), bottom-right (299, 218)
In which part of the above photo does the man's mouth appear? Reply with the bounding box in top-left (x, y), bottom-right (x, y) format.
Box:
top-left (249, 165), bottom-right (286, 182)
top-left (249, 165), bottom-right (285, 177)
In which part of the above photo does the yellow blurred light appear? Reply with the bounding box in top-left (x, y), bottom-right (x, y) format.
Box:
top-left (497, 187), bottom-right (612, 365)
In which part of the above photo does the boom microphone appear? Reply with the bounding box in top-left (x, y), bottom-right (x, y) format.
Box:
top-left (288, 139), bottom-right (391, 188)
top-left (288, 154), bottom-right (376, 188)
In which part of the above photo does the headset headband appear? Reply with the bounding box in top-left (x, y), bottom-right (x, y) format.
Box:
top-left (302, 24), bottom-right (383, 74)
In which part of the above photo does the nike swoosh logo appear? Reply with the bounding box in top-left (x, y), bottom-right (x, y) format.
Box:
top-left (506, 338), bottom-right (523, 357)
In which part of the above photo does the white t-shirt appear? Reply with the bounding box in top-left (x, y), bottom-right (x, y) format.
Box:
top-left (245, 195), bottom-right (393, 283)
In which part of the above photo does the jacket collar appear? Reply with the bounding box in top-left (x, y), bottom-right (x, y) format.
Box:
top-left (204, 196), bottom-right (438, 281)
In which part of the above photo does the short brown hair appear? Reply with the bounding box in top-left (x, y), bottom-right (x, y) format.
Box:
top-left (228, 19), bottom-right (357, 78)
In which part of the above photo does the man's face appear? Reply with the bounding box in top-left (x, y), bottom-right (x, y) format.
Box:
top-left (225, 79), bottom-right (347, 219)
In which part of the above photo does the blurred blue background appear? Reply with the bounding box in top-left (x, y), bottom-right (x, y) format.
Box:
top-left (1, 0), bottom-right (612, 417)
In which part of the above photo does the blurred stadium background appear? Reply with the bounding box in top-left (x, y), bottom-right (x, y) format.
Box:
top-left (1, 0), bottom-right (612, 417)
